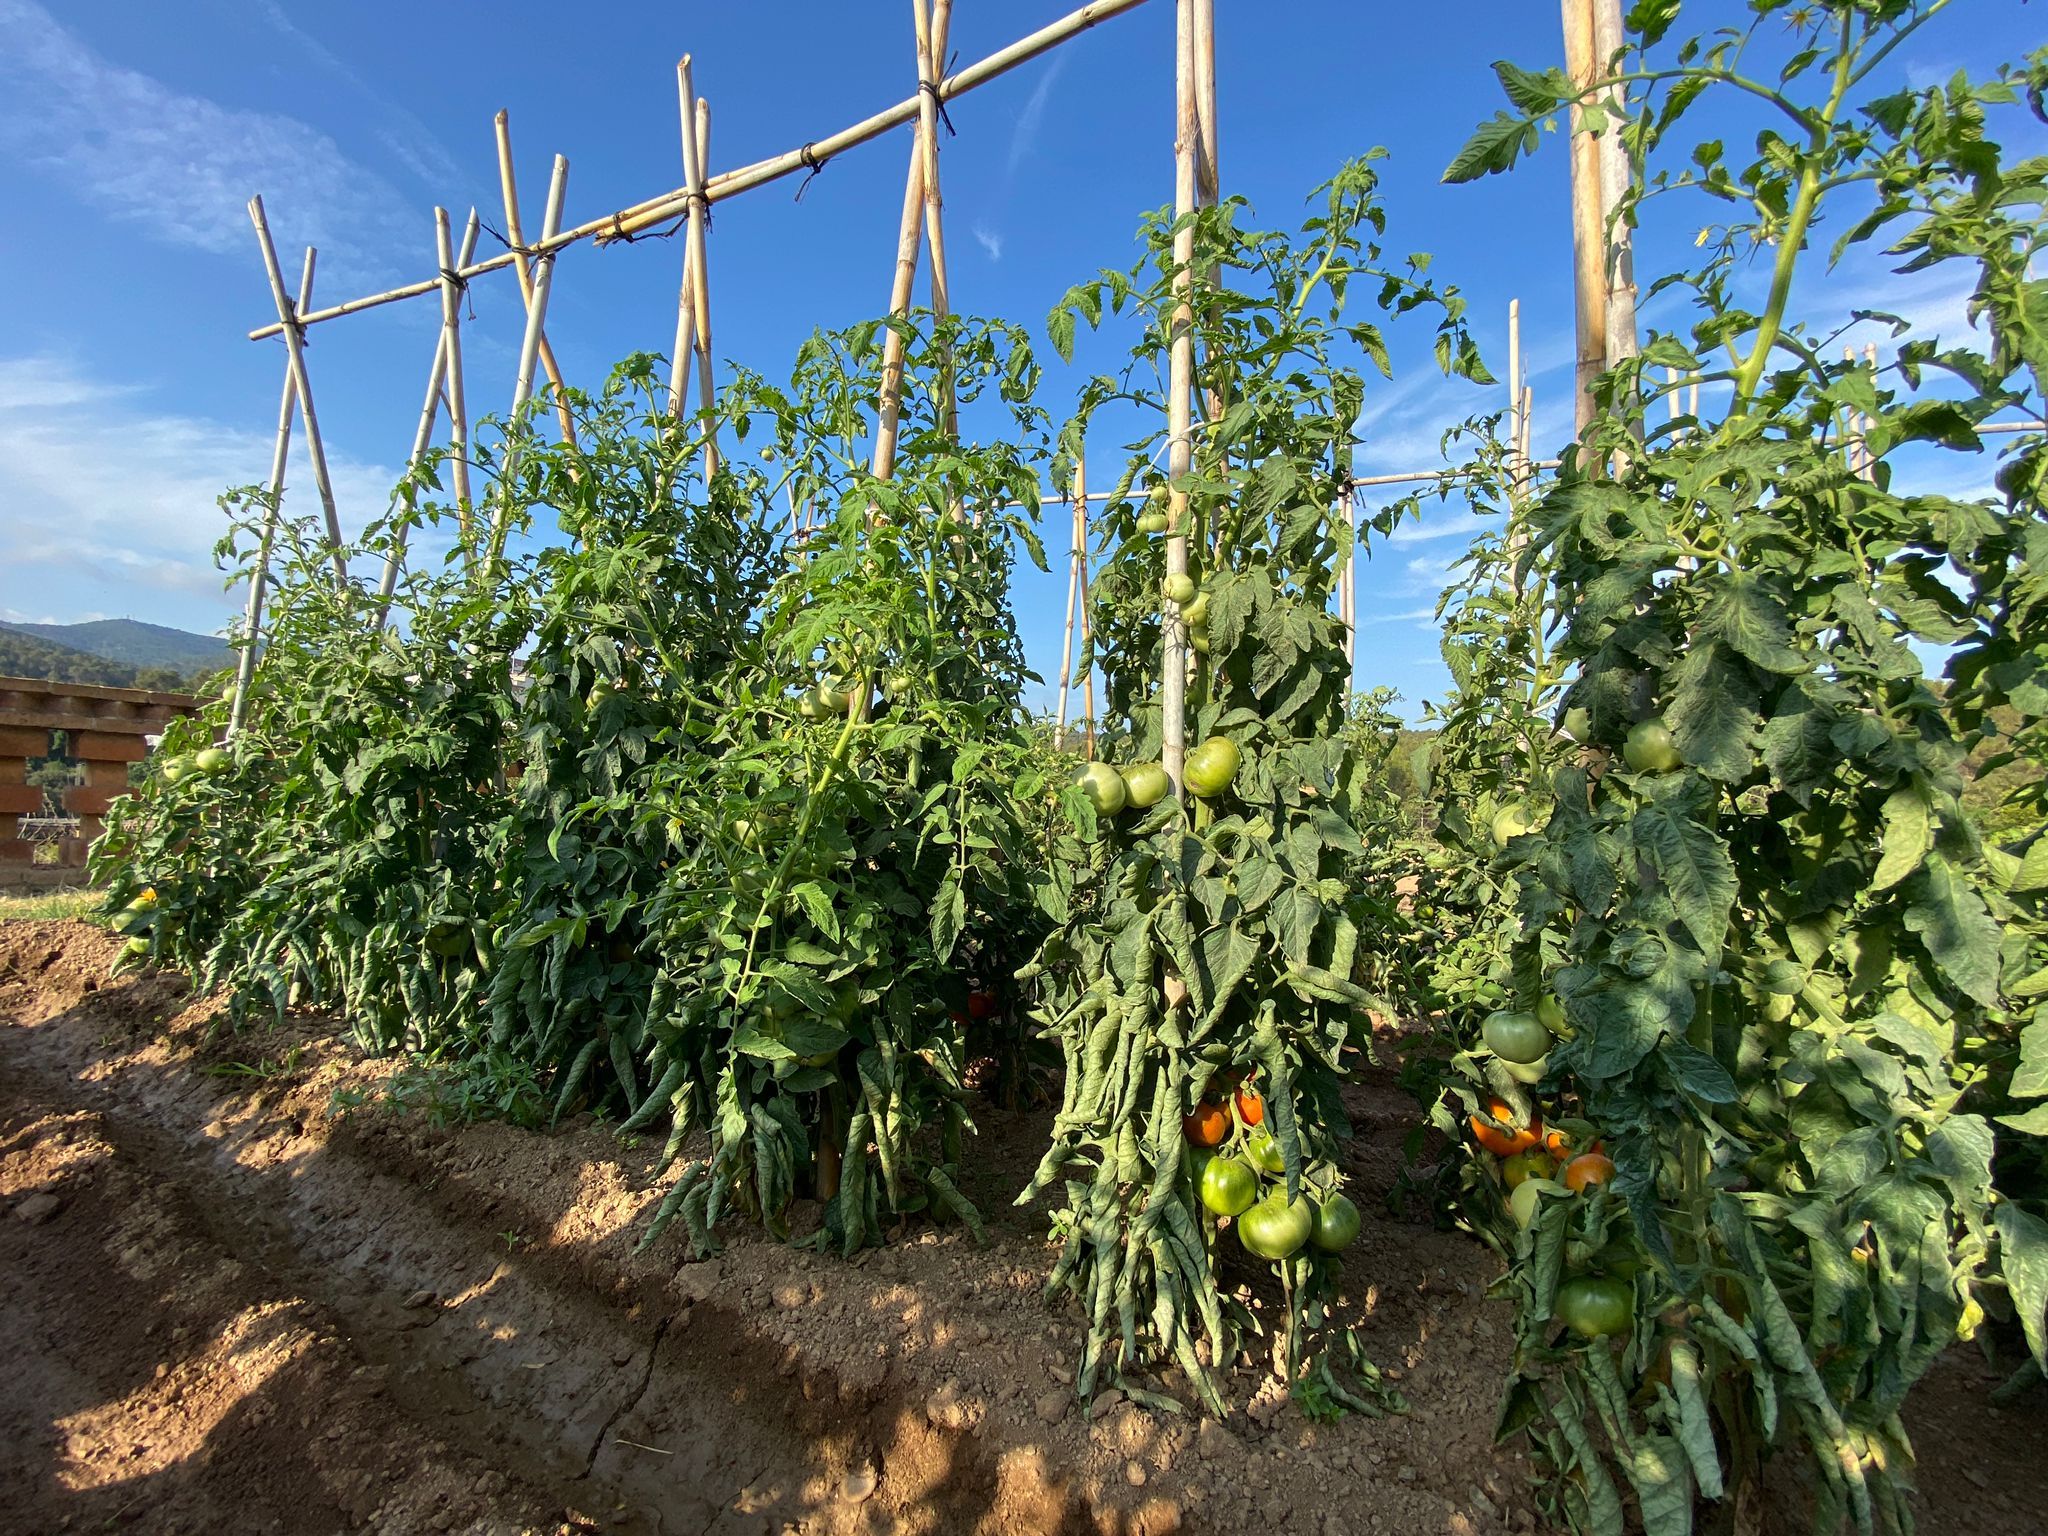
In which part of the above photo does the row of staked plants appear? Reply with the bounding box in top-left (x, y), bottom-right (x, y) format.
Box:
top-left (1372, 4), bottom-right (2048, 1535)
top-left (85, 1), bottom-right (2048, 1522)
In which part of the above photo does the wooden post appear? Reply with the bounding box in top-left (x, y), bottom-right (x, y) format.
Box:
top-left (248, 197), bottom-right (347, 583)
top-left (1506, 298), bottom-right (1524, 499)
top-left (494, 112), bottom-right (578, 448)
top-left (668, 62), bottom-right (700, 420)
top-left (492, 155), bottom-right (570, 566)
top-left (871, 111), bottom-right (930, 478)
top-left (230, 246), bottom-right (316, 737)
top-left (678, 57), bottom-right (720, 478)
top-left (1055, 450), bottom-right (1087, 750)
top-left (914, 0), bottom-right (958, 442)
top-left (434, 207), bottom-right (475, 536)
top-left (1862, 342), bottom-right (1879, 482)
top-left (1160, 0), bottom-right (1202, 794)
top-left (1590, 0), bottom-right (1636, 375)
top-left (375, 211), bottom-right (479, 625)
top-left (1561, 0), bottom-right (1607, 439)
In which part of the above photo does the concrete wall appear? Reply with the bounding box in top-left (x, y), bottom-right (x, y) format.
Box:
top-left (0, 677), bottom-right (201, 892)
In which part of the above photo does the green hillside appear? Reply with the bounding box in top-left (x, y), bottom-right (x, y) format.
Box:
top-left (0, 627), bottom-right (212, 692)
top-left (0, 619), bottom-right (233, 675)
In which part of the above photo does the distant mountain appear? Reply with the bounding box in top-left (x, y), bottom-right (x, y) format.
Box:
top-left (0, 619), bottom-right (232, 679)
top-left (0, 621), bottom-right (225, 692)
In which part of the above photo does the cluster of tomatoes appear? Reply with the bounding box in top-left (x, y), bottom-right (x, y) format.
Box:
top-left (1070, 734), bottom-right (1241, 819)
top-left (1182, 1072), bottom-right (1361, 1262)
top-left (110, 885), bottom-right (160, 962)
top-left (1469, 1096), bottom-right (1633, 1338)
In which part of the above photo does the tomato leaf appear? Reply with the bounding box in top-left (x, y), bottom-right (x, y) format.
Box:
top-left (1995, 1202), bottom-right (2048, 1370)
top-left (1903, 853), bottom-right (2003, 1006)
top-left (1631, 798), bottom-right (1738, 962)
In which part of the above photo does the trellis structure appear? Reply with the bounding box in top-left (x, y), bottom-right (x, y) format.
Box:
top-left (227, 0), bottom-right (2034, 751)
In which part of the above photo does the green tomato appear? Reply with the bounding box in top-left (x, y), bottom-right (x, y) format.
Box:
top-left (1245, 1129), bottom-right (1285, 1175)
top-left (881, 670), bottom-right (916, 699)
top-left (1501, 1149), bottom-right (1558, 1191)
top-left (159, 756), bottom-right (190, 784)
top-left (1189, 628), bottom-right (1211, 656)
top-left (1490, 805), bottom-right (1534, 849)
top-left (1136, 511), bottom-right (1170, 535)
top-left (1502, 1054), bottom-right (1549, 1085)
top-left (1482, 1010), bottom-right (1549, 1064)
top-left (815, 676), bottom-right (852, 712)
top-left (1561, 705), bottom-right (1591, 742)
top-left (194, 747), bottom-right (231, 775)
top-left (1623, 719), bottom-right (1682, 774)
top-left (1200, 1156), bottom-right (1259, 1218)
top-left (1535, 995), bottom-right (1570, 1038)
top-left (1555, 1275), bottom-right (1634, 1339)
top-left (1509, 1175), bottom-right (1568, 1228)
top-left (796, 690), bottom-right (827, 721)
top-left (1183, 736), bottom-right (1240, 798)
top-left (1310, 1193), bottom-right (1361, 1253)
top-left (1164, 573), bottom-right (1198, 606)
top-left (122, 936), bottom-right (151, 959)
top-left (1237, 1192), bottom-right (1315, 1261)
top-left (1072, 761), bottom-right (1128, 817)
top-left (1183, 590), bottom-right (1211, 628)
top-left (1120, 762), bottom-right (1171, 810)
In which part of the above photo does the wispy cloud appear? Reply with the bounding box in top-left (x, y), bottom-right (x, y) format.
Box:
top-left (0, 354), bottom-right (397, 629)
top-left (971, 221), bottom-right (1005, 262)
top-left (0, 0), bottom-right (416, 284)
top-left (1008, 53), bottom-right (1068, 177)
top-left (251, 2), bottom-right (468, 193)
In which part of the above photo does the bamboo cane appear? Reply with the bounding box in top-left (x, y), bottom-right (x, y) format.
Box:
top-left (667, 62), bottom-right (700, 420)
top-left (1192, 0), bottom-right (1219, 204)
top-left (1160, 0), bottom-right (1200, 794)
top-left (434, 208), bottom-right (476, 536)
top-left (870, 70), bottom-right (932, 481)
top-left (1055, 450), bottom-right (1087, 749)
top-left (1591, 0), bottom-right (1637, 378)
top-left (230, 246), bottom-right (316, 738)
top-left (1079, 500), bottom-right (1097, 760)
top-left (1507, 298), bottom-right (1523, 500)
top-left (914, 0), bottom-right (958, 444)
top-left (246, 0), bottom-right (1157, 341)
top-left (1862, 341), bottom-right (1879, 482)
top-left (375, 211), bottom-right (480, 625)
top-left (1561, 0), bottom-right (1607, 441)
top-left (494, 112), bottom-right (578, 448)
top-left (492, 154), bottom-right (570, 565)
top-left (679, 62), bottom-right (720, 478)
top-left (248, 197), bottom-right (347, 583)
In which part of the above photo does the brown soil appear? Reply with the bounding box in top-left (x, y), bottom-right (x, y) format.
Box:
top-left (1, 919), bottom-right (2040, 1536)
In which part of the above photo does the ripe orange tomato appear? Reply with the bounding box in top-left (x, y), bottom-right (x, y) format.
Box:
top-left (1542, 1125), bottom-right (1575, 1158)
top-left (1183, 1101), bottom-right (1229, 1147)
top-left (1235, 1089), bottom-right (1265, 1127)
top-left (1470, 1097), bottom-right (1542, 1157)
top-left (1564, 1151), bottom-right (1617, 1193)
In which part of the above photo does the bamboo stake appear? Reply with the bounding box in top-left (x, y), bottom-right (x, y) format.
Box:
top-left (915, 0), bottom-right (959, 446)
top-left (1862, 341), bottom-right (1880, 482)
top-left (494, 112), bottom-right (578, 449)
top-left (1666, 365), bottom-right (1682, 430)
top-left (1079, 503), bottom-right (1097, 760)
top-left (1507, 298), bottom-right (1524, 500)
top-left (1687, 377), bottom-right (1700, 425)
top-left (679, 62), bottom-right (720, 478)
top-left (1192, 0), bottom-right (1219, 204)
top-left (1520, 385), bottom-right (1535, 471)
top-left (493, 154), bottom-right (571, 564)
top-left (1160, 0), bottom-right (1200, 794)
top-left (1561, 0), bottom-right (1608, 440)
top-left (376, 211), bottom-right (480, 624)
top-left (870, 51), bottom-right (934, 481)
top-left (246, 0), bottom-right (1157, 341)
top-left (667, 63), bottom-right (700, 420)
top-left (1591, 0), bottom-right (1637, 377)
top-left (230, 246), bottom-right (316, 738)
top-left (248, 197), bottom-right (346, 583)
top-left (1055, 451), bottom-right (1087, 751)
top-left (434, 208), bottom-right (475, 535)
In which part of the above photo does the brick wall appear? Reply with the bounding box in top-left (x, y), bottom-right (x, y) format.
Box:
top-left (0, 677), bottom-right (201, 892)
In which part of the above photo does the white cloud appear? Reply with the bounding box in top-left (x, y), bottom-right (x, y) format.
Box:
top-left (971, 221), bottom-right (1005, 262)
top-left (0, 0), bottom-right (417, 284)
top-left (1008, 53), bottom-right (1068, 177)
top-left (0, 354), bottom-right (398, 629)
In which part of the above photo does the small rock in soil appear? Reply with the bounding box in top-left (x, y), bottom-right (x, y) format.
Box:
top-left (1125, 1461), bottom-right (1148, 1487)
top-left (841, 1463), bottom-right (878, 1503)
top-left (12, 1191), bottom-right (62, 1224)
top-left (402, 1289), bottom-right (437, 1309)
top-left (1196, 1420), bottom-right (1238, 1461)
top-left (771, 1276), bottom-right (811, 1310)
top-left (1034, 1389), bottom-right (1070, 1425)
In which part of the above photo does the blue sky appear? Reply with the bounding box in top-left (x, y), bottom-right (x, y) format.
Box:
top-left (0, 0), bottom-right (2040, 719)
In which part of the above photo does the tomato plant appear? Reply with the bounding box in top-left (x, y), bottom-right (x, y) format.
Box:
top-left (1019, 156), bottom-right (1486, 1418)
top-left (1441, 9), bottom-right (2048, 1533)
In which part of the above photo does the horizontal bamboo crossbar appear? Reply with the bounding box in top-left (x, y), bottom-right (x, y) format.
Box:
top-left (248, 0), bottom-right (1153, 341)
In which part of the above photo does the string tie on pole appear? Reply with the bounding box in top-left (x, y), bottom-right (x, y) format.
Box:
top-left (795, 143), bottom-right (830, 201)
top-left (919, 78), bottom-right (957, 137)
